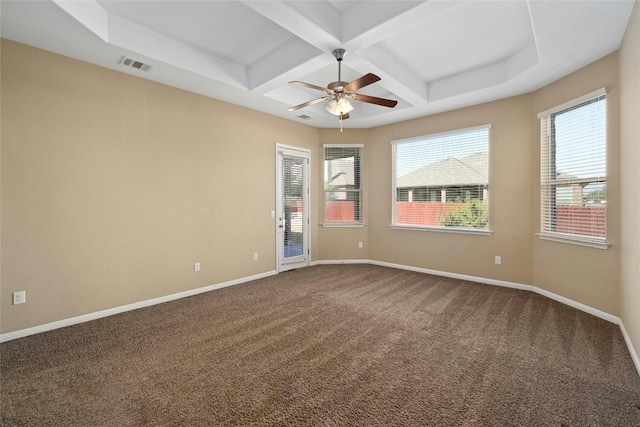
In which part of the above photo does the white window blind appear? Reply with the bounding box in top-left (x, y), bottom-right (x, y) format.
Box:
top-left (391, 125), bottom-right (490, 231)
top-left (539, 89), bottom-right (607, 247)
top-left (323, 144), bottom-right (363, 225)
top-left (281, 152), bottom-right (308, 259)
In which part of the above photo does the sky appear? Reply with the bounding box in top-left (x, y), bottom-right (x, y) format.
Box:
top-left (554, 98), bottom-right (606, 179)
top-left (394, 128), bottom-right (489, 177)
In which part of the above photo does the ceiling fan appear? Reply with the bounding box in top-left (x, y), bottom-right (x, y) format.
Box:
top-left (288, 49), bottom-right (398, 129)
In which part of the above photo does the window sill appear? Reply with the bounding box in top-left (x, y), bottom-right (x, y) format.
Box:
top-left (536, 233), bottom-right (610, 249)
top-left (390, 225), bottom-right (492, 235)
top-left (322, 223), bottom-right (365, 228)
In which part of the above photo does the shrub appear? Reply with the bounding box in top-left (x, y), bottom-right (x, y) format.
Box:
top-left (437, 191), bottom-right (488, 229)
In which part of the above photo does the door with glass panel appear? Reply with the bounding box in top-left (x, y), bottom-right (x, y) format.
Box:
top-left (276, 145), bottom-right (310, 272)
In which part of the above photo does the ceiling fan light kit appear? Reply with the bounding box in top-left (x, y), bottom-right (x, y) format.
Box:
top-left (288, 48), bottom-right (398, 131)
top-left (325, 96), bottom-right (353, 116)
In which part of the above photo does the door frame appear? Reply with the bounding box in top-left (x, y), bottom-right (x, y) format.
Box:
top-left (275, 144), bottom-right (311, 273)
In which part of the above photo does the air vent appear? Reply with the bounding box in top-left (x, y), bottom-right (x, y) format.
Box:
top-left (119, 56), bottom-right (152, 72)
top-left (297, 114), bottom-right (312, 120)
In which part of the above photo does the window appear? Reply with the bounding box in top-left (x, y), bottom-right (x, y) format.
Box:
top-left (538, 88), bottom-right (607, 248)
top-left (391, 125), bottom-right (490, 232)
top-left (323, 144), bottom-right (363, 225)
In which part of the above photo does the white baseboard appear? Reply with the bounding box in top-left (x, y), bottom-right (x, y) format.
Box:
top-left (372, 260), bottom-right (623, 323)
top-left (318, 258), bottom-right (640, 377)
top-left (0, 270), bottom-right (277, 343)
top-left (532, 286), bottom-right (620, 324)
top-left (365, 259), bottom-right (618, 323)
top-left (369, 259), bottom-right (534, 291)
top-left (3, 261), bottom-right (639, 379)
top-left (311, 259), bottom-right (369, 266)
top-left (619, 320), bottom-right (640, 378)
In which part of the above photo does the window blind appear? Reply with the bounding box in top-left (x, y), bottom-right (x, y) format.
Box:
top-left (281, 153), bottom-right (307, 258)
top-left (391, 125), bottom-right (490, 230)
top-left (539, 90), bottom-right (607, 246)
top-left (323, 145), bottom-right (363, 225)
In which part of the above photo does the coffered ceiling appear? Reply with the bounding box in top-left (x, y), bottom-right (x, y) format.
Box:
top-left (1, 1), bottom-right (635, 128)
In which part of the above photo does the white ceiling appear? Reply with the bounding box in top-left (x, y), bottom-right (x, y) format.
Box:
top-left (1, 0), bottom-right (635, 129)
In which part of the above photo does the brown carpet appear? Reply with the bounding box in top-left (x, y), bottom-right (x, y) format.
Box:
top-left (1, 264), bottom-right (639, 426)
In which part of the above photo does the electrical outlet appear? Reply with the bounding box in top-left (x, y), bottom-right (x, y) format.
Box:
top-left (194, 262), bottom-right (200, 272)
top-left (494, 256), bottom-right (502, 265)
top-left (358, 242), bottom-right (363, 249)
top-left (253, 252), bottom-right (258, 261)
top-left (13, 291), bottom-right (26, 305)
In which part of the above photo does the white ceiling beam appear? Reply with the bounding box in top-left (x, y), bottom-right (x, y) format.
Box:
top-left (247, 40), bottom-right (326, 92)
top-left (427, 61), bottom-right (507, 102)
top-left (345, 47), bottom-right (428, 106)
top-left (53, 0), bottom-right (248, 89)
top-left (242, 1), bottom-right (463, 98)
top-left (283, 1), bottom-right (343, 42)
top-left (239, 1), bottom-right (345, 93)
top-left (336, 1), bottom-right (465, 104)
top-left (240, 1), bottom-right (342, 52)
top-left (107, 14), bottom-right (248, 89)
top-left (505, 41), bottom-right (539, 81)
top-left (52, 0), bottom-right (109, 42)
top-left (340, 1), bottom-right (464, 52)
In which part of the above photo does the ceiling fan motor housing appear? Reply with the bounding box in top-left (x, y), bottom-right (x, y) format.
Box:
top-left (328, 81), bottom-right (349, 91)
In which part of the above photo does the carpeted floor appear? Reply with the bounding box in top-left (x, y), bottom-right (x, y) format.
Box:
top-left (1, 264), bottom-right (639, 426)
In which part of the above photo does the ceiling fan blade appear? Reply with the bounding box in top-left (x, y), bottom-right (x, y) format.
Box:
top-left (344, 73), bottom-right (381, 92)
top-left (340, 112), bottom-right (350, 120)
top-left (352, 93), bottom-right (398, 108)
top-left (289, 81), bottom-right (329, 93)
top-left (288, 97), bottom-right (327, 111)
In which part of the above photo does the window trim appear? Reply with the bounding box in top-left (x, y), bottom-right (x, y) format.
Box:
top-left (390, 224), bottom-right (492, 235)
top-left (538, 88), bottom-right (608, 248)
top-left (536, 232), bottom-right (610, 250)
top-left (322, 143), bottom-right (364, 227)
top-left (390, 124), bottom-right (491, 234)
top-left (537, 88), bottom-right (606, 119)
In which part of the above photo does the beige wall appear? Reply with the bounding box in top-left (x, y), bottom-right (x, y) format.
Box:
top-left (1, 40), bottom-right (319, 334)
top-left (1, 25), bottom-right (635, 341)
top-left (367, 95), bottom-right (534, 285)
top-left (619, 1), bottom-right (640, 363)
top-left (532, 53), bottom-right (621, 316)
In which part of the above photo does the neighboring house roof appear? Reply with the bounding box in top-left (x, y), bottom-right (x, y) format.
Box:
top-left (397, 152), bottom-right (488, 188)
top-left (555, 171), bottom-right (579, 180)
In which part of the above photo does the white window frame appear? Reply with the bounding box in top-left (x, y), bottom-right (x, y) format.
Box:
top-left (537, 88), bottom-right (609, 249)
top-left (390, 125), bottom-right (491, 235)
top-left (322, 144), bottom-right (364, 227)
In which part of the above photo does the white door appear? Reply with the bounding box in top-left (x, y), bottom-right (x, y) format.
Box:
top-left (276, 145), bottom-right (310, 272)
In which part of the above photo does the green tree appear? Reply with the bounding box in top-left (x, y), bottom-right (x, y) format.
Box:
top-left (585, 187), bottom-right (606, 202)
top-left (438, 191), bottom-right (489, 229)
